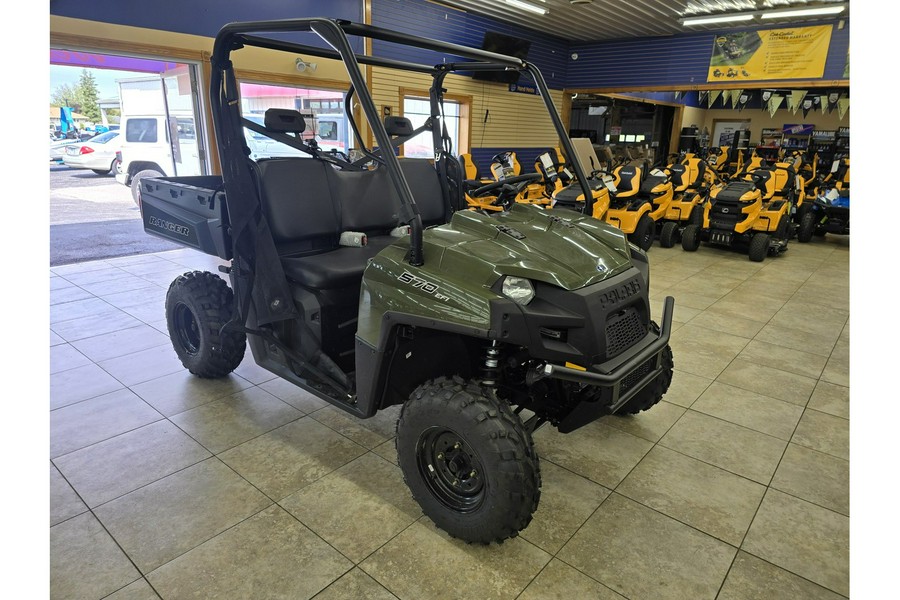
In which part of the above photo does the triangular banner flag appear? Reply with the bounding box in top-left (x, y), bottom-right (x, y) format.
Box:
top-left (837, 98), bottom-right (850, 120)
top-left (708, 90), bottom-right (722, 108)
top-left (698, 90), bottom-right (709, 106)
top-left (674, 91), bottom-right (682, 100)
top-left (730, 90), bottom-right (743, 109)
top-left (820, 95), bottom-right (829, 114)
top-left (801, 98), bottom-right (814, 118)
top-left (790, 90), bottom-right (807, 115)
top-left (768, 94), bottom-right (784, 118)
top-left (760, 90), bottom-right (773, 111)
top-left (827, 91), bottom-right (840, 113)
top-left (737, 91), bottom-right (751, 111)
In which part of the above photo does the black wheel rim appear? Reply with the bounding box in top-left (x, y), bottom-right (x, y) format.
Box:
top-left (173, 302), bottom-right (201, 356)
top-left (416, 427), bottom-right (486, 513)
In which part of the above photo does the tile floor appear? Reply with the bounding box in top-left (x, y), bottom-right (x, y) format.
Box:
top-left (49, 237), bottom-right (850, 600)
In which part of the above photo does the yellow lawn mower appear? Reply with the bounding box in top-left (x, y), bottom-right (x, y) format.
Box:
top-left (657, 154), bottom-right (719, 248)
top-left (681, 162), bottom-right (799, 261)
top-left (602, 159), bottom-right (675, 251)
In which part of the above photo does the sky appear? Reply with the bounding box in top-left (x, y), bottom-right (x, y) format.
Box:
top-left (50, 64), bottom-right (154, 102)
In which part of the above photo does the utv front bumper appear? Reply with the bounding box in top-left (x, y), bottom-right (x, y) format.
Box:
top-left (530, 295), bottom-right (675, 433)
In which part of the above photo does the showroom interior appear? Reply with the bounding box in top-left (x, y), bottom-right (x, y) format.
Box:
top-left (42, 0), bottom-right (869, 598)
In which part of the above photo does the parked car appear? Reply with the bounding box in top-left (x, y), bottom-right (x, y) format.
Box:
top-left (50, 133), bottom-right (71, 163)
top-left (61, 131), bottom-right (122, 175)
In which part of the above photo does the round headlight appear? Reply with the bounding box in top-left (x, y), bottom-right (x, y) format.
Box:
top-left (502, 276), bottom-right (535, 306)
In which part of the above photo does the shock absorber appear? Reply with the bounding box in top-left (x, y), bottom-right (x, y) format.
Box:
top-left (481, 341), bottom-right (501, 387)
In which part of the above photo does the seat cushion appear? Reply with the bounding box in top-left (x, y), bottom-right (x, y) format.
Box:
top-left (280, 236), bottom-right (396, 289)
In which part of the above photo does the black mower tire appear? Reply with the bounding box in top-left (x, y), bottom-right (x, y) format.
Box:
top-left (165, 271), bottom-right (246, 378)
top-left (688, 204), bottom-right (704, 226)
top-left (748, 232), bottom-right (770, 262)
top-left (396, 377), bottom-right (541, 544)
top-left (618, 322), bottom-right (673, 415)
top-left (797, 211), bottom-right (816, 243)
top-left (631, 214), bottom-right (655, 251)
top-left (681, 224), bottom-right (701, 252)
top-left (131, 169), bottom-right (163, 207)
top-left (659, 221), bottom-right (679, 248)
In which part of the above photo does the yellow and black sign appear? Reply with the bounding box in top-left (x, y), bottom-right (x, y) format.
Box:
top-left (707, 25), bottom-right (832, 83)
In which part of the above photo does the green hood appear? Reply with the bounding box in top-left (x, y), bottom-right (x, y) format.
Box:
top-left (430, 203), bottom-right (633, 291)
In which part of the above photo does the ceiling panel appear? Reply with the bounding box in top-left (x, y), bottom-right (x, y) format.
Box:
top-left (429, 0), bottom-right (848, 42)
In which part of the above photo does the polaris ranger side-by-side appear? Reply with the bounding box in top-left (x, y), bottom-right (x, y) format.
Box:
top-left (140, 18), bottom-right (675, 544)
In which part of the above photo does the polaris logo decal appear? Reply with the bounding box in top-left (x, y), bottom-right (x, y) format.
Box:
top-left (597, 278), bottom-right (641, 309)
top-left (596, 262), bottom-right (607, 273)
top-left (149, 216), bottom-right (190, 237)
top-left (398, 271), bottom-right (449, 301)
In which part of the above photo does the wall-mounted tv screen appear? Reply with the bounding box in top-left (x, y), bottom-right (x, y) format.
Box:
top-left (472, 31), bottom-right (531, 84)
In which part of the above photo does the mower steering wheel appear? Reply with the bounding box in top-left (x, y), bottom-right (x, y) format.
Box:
top-left (471, 173), bottom-right (542, 209)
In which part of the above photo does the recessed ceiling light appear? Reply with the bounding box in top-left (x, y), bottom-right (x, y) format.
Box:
top-left (504, 0), bottom-right (549, 16)
top-left (760, 5), bottom-right (846, 19)
top-left (681, 14), bottom-right (756, 26)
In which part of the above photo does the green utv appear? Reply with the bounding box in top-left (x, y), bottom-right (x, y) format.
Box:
top-left (140, 18), bottom-right (675, 544)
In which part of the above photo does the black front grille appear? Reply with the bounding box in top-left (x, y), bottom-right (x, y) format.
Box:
top-left (621, 357), bottom-right (655, 393)
top-left (605, 307), bottom-right (647, 358)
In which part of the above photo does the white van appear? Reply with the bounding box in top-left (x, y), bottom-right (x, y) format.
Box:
top-left (115, 114), bottom-right (203, 205)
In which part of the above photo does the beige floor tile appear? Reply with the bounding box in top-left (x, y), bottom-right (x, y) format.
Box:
top-left (821, 346), bottom-right (849, 387)
top-left (807, 381), bottom-right (849, 419)
top-left (754, 322), bottom-right (838, 357)
top-left (259, 376), bottom-right (331, 413)
top-left (650, 296), bottom-right (701, 322)
top-left (50, 343), bottom-right (93, 374)
top-left (669, 324), bottom-right (749, 379)
top-left (310, 405), bottom-right (401, 450)
top-left (737, 338), bottom-right (828, 379)
top-left (80, 274), bottom-right (159, 297)
top-left (666, 290), bottom-right (721, 310)
top-left (718, 551), bottom-right (845, 600)
top-left (602, 400), bottom-right (685, 442)
top-left (743, 489), bottom-right (849, 597)
top-left (361, 520), bottom-right (550, 600)
top-left (55, 420), bottom-right (211, 508)
top-left (660, 411), bottom-right (787, 484)
top-left (61, 266), bottom-right (133, 286)
top-left (70, 324), bottom-right (170, 363)
top-left (688, 307), bottom-right (767, 339)
top-left (233, 353), bottom-right (279, 384)
top-left (100, 285), bottom-right (168, 309)
top-left (534, 420), bottom-right (652, 488)
top-left (716, 359), bottom-right (817, 406)
top-left (98, 344), bottom-right (186, 386)
top-left (50, 285), bottom-right (95, 306)
top-left (770, 302), bottom-right (849, 338)
top-left (104, 578), bottom-right (161, 600)
top-left (50, 388), bottom-right (162, 459)
top-left (170, 386), bottom-right (303, 454)
top-left (371, 438), bottom-right (399, 465)
top-left (792, 409), bottom-right (849, 460)
top-left (313, 568), bottom-right (399, 600)
top-left (50, 463), bottom-right (87, 526)
top-left (50, 363), bottom-right (124, 410)
top-left (691, 382), bottom-right (804, 441)
top-left (130, 370), bottom-right (254, 417)
top-left (94, 458), bottom-right (271, 573)
top-left (771, 443), bottom-right (849, 515)
top-left (519, 461), bottom-right (610, 555)
top-left (52, 310), bottom-right (144, 343)
top-left (52, 260), bottom-right (113, 276)
top-left (618, 445), bottom-right (765, 546)
top-left (662, 369), bottom-right (713, 408)
top-left (147, 505), bottom-right (350, 598)
top-left (281, 453), bottom-right (422, 562)
top-left (50, 330), bottom-right (66, 346)
top-left (51, 512), bottom-right (141, 600)
top-left (558, 493), bottom-right (736, 600)
top-left (121, 299), bottom-right (172, 324)
top-left (50, 296), bottom-right (119, 324)
top-left (518, 559), bottom-right (626, 600)
top-left (220, 417), bottom-right (367, 501)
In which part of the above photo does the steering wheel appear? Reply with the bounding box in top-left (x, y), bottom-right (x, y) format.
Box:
top-left (470, 173), bottom-right (542, 209)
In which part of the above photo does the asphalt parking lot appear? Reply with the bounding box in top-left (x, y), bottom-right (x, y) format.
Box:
top-left (49, 164), bottom-right (181, 266)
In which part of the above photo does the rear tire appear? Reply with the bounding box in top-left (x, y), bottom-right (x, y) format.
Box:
top-left (797, 211), bottom-right (816, 243)
top-left (748, 232), bottom-right (770, 262)
top-left (681, 224), bottom-right (701, 252)
top-left (630, 214), bottom-right (655, 251)
top-left (396, 377), bottom-right (541, 544)
top-left (165, 271), bottom-right (246, 378)
top-left (688, 203), bottom-right (703, 226)
top-left (618, 322), bottom-right (673, 415)
top-left (659, 221), bottom-right (679, 248)
top-left (91, 160), bottom-right (116, 176)
top-left (131, 168), bottom-right (163, 207)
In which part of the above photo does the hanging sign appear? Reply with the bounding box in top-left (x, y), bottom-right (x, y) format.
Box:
top-left (707, 25), bottom-right (832, 82)
top-left (508, 82), bottom-right (538, 95)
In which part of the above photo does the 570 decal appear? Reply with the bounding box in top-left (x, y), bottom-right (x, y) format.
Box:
top-left (398, 271), bottom-right (450, 301)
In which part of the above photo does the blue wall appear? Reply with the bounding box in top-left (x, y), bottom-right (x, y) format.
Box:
top-left (370, 0), bottom-right (569, 90)
top-left (568, 20), bottom-right (849, 89)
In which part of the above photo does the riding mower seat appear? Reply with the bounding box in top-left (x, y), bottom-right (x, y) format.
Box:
top-left (610, 164), bottom-right (643, 202)
top-left (603, 161), bottom-right (672, 251)
top-left (459, 153), bottom-right (493, 185)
